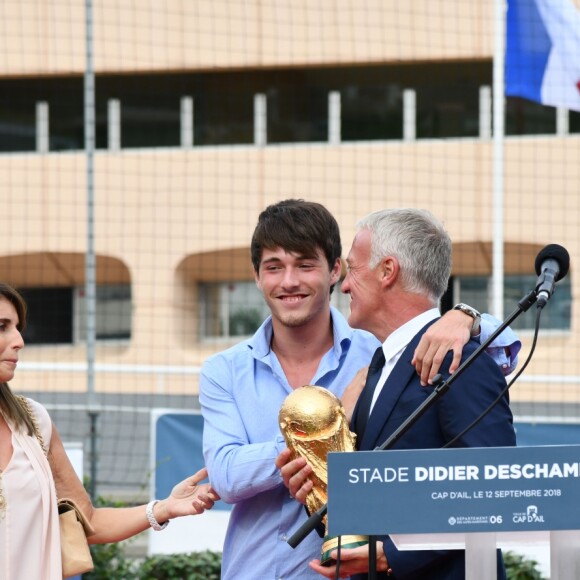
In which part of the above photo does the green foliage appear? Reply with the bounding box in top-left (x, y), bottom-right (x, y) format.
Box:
top-left (82, 492), bottom-right (140, 579)
top-left (84, 546), bottom-right (541, 580)
top-left (82, 547), bottom-right (221, 580)
top-left (504, 551), bottom-right (545, 580)
top-left (85, 542), bottom-right (136, 580)
top-left (137, 551), bottom-right (221, 579)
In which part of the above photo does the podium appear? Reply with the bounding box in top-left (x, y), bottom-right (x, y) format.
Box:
top-left (327, 445), bottom-right (580, 579)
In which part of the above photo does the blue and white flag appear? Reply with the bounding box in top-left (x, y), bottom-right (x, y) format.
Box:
top-left (506, 0), bottom-right (580, 111)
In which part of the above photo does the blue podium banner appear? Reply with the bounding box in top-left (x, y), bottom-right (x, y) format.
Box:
top-left (327, 445), bottom-right (580, 536)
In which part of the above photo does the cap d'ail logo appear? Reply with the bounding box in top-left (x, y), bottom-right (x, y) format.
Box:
top-left (512, 505), bottom-right (545, 524)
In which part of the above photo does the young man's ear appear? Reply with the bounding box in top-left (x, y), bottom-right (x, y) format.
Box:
top-left (254, 269), bottom-right (262, 291)
top-left (330, 258), bottom-right (343, 286)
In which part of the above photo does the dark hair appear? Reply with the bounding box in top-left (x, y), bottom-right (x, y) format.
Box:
top-left (0, 283), bottom-right (33, 435)
top-left (250, 199), bottom-right (342, 278)
top-left (0, 283), bottom-right (27, 332)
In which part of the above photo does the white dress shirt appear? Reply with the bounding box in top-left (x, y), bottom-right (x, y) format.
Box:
top-left (369, 308), bottom-right (440, 413)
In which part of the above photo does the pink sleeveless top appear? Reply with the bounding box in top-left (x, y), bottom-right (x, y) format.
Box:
top-left (0, 398), bottom-right (62, 579)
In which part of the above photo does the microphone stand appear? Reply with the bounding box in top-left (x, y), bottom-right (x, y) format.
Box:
top-left (288, 289), bottom-right (538, 580)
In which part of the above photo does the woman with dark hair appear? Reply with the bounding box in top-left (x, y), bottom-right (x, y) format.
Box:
top-left (0, 283), bottom-right (218, 579)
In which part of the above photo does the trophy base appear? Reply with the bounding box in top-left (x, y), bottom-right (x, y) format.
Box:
top-left (321, 535), bottom-right (369, 566)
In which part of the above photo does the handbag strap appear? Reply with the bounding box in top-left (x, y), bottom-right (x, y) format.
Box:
top-left (17, 395), bottom-right (49, 457)
top-left (16, 396), bottom-right (96, 537)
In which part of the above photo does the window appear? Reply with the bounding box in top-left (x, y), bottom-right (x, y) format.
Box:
top-left (267, 85), bottom-right (328, 143)
top-left (20, 284), bottom-right (132, 345)
top-left (453, 275), bottom-right (571, 331)
top-left (0, 62), bottom-right (494, 153)
top-left (0, 77), bottom-right (84, 152)
top-left (505, 97), bottom-right (556, 136)
top-left (571, 110), bottom-right (580, 134)
top-left (341, 84), bottom-right (403, 141)
top-left (2, 63), bottom-right (578, 153)
top-left (75, 285), bottom-right (132, 341)
top-left (20, 287), bottom-right (74, 344)
top-left (198, 281), bottom-right (270, 339)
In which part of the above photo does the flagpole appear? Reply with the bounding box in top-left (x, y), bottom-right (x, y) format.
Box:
top-left (492, 0), bottom-right (506, 319)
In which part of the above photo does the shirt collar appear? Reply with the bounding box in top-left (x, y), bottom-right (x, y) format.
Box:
top-left (248, 315), bottom-right (274, 359)
top-left (329, 305), bottom-right (357, 355)
top-left (381, 308), bottom-right (440, 362)
top-left (248, 305), bottom-right (354, 360)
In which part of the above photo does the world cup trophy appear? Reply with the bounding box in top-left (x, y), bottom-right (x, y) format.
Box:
top-left (279, 385), bottom-right (368, 565)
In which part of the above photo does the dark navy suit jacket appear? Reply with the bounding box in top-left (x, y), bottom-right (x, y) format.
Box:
top-left (351, 320), bottom-right (516, 580)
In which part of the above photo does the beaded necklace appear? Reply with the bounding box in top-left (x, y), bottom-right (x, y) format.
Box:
top-left (0, 399), bottom-right (45, 520)
top-left (0, 409), bottom-right (6, 519)
top-left (0, 466), bottom-right (5, 519)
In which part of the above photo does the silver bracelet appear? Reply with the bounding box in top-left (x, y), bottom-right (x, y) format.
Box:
top-left (146, 500), bottom-right (169, 531)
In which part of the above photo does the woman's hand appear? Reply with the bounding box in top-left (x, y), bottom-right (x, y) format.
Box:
top-left (154, 467), bottom-right (220, 522)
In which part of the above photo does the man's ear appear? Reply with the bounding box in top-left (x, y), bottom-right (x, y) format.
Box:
top-left (380, 256), bottom-right (399, 287)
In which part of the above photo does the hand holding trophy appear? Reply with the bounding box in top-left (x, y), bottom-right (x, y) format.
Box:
top-left (279, 385), bottom-right (368, 565)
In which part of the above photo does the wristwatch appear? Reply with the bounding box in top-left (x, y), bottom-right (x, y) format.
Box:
top-left (453, 303), bottom-right (481, 337)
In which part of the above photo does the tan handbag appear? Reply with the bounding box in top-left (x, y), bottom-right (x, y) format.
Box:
top-left (17, 396), bottom-right (95, 578)
top-left (58, 498), bottom-right (95, 578)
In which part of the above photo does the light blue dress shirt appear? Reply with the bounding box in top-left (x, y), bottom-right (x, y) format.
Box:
top-left (199, 307), bottom-right (520, 580)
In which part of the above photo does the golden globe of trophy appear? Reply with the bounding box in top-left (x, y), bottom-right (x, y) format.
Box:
top-left (279, 385), bottom-right (368, 566)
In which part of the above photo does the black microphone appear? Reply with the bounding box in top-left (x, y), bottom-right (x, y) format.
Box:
top-left (534, 244), bottom-right (570, 308)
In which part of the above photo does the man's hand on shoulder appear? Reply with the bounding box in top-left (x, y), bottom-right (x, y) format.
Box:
top-left (412, 309), bottom-right (473, 386)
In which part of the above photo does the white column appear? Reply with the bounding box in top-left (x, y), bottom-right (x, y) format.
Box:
top-left (556, 107), bottom-right (569, 136)
top-left (180, 96), bottom-right (194, 148)
top-left (479, 86), bottom-right (492, 140)
top-left (465, 533), bottom-right (497, 580)
top-left (328, 91), bottom-right (341, 144)
top-left (403, 89), bottom-right (416, 141)
top-left (36, 101), bottom-right (49, 153)
top-left (254, 93), bottom-right (267, 147)
top-left (108, 98), bottom-right (121, 151)
top-left (551, 530), bottom-right (580, 580)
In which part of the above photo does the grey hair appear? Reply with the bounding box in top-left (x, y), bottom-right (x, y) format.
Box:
top-left (356, 208), bottom-right (452, 303)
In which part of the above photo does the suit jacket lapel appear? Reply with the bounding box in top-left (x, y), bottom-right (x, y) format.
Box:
top-left (359, 320), bottom-right (437, 451)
